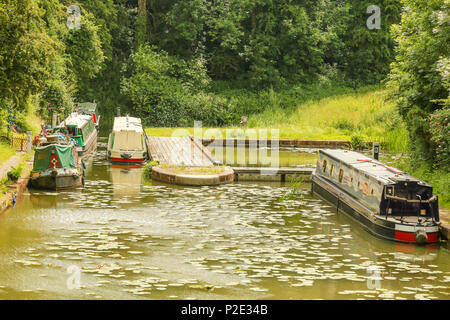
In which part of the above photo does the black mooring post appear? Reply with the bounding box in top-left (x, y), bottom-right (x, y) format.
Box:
top-left (373, 142), bottom-right (379, 160)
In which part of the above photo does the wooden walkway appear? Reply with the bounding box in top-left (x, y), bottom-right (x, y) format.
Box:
top-left (202, 138), bottom-right (351, 149)
top-left (146, 135), bottom-right (220, 166)
top-left (232, 166), bottom-right (314, 182)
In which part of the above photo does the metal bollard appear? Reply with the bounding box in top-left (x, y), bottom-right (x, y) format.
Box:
top-left (373, 142), bottom-right (379, 160)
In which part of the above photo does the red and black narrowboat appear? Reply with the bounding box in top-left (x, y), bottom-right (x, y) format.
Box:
top-left (311, 149), bottom-right (440, 245)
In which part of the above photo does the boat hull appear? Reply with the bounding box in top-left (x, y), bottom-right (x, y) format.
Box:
top-left (30, 173), bottom-right (82, 190)
top-left (311, 171), bottom-right (439, 244)
top-left (77, 129), bottom-right (98, 158)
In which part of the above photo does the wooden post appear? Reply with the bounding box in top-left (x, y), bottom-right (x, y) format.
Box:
top-left (27, 131), bottom-right (32, 153)
top-left (52, 111), bottom-right (57, 129)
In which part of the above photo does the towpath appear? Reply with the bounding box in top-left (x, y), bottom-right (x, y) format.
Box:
top-left (0, 153), bottom-right (23, 181)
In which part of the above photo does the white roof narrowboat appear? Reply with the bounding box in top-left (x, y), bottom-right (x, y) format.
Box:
top-left (107, 116), bottom-right (149, 164)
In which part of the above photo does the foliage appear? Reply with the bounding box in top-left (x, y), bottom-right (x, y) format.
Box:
top-left (0, 0), bottom-right (60, 110)
top-left (143, 160), bottom-right (160, 180)
top-left (387, 0), bottom-right (450, 170)
top-left (279, 175), bottom-right (305, 201)
top-left (350, 134), bottom-right (368, 151)
top-left (121, 45), bottom-right (230, 127)
top-left (147, 0), bottom-right (401, 89)
top-left (7, 166), bottom-right (22, 182)
top-left (428, 107), bottom-right (450, 169)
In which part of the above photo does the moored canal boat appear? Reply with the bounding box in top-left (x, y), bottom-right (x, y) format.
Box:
top-left (29, 135), bottom-right (84, 190)
top-left (311, 149), bottom-right (440, 245)
top-left (76, 102), bottom-right (100, 128)
top-left (107, 116), bottom-right (149, 164)
top-left (58, 111), bottom-right (98, 157)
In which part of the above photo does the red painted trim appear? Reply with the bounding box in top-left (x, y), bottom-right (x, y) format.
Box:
top-left (110, 157), bottom-right (144, 163)
top-left (395, 231), bottom-right (439, 243)
top-left (395, 231), bottom-right (416, 242)
top-left (426, 232), bottom-right (438, 243)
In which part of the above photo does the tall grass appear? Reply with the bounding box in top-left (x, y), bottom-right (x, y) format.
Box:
top-left (248, 89), bottom-right (409, 152)
top-left (146, 88), bottom-right (409, 153)
top-left (0, 142), bottom-right (16, 166)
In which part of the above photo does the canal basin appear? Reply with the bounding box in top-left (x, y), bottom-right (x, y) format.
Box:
top-left (0, 137), bottom-right (448, 300)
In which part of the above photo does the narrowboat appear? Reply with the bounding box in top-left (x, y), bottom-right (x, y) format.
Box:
top-left (107, 116), bottom-right (149, 164)
top-left (29, 135), bottom-right (84, 190)
top-left (76, 102), bottom-right (100, 128)
top-left (58, 112), bottom-right (98, 157)
top-left (311, 149), bottom-right (440, 245)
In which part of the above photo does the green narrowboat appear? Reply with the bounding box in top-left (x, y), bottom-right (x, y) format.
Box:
top-left (29, 135), bottom-right (83, 190)
top-left (76, 102), bottom-right (100, 128)
top-left (59, 112), bottom-right (98, 157)
top-left (311, 149), bottom-right (440, 245)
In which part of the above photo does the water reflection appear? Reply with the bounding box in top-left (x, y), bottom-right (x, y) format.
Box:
top-left (110, 166), bottom-right (143, 198)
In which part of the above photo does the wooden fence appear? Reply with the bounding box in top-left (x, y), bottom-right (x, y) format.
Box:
top-left (10, 135), bottom-right (27, 152)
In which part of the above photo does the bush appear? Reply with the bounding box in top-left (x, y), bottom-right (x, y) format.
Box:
top-left (429, 107), bottom-right (449, 170)
top-left (7, 166), bottom-right (22, 182)
top-left (143, 161), bottom-right (159, 180)
top-left (350, 134), bottom-right (367, 151)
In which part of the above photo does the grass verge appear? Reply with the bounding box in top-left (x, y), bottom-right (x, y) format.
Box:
top-left (145, 88), bottom-right (409, 153)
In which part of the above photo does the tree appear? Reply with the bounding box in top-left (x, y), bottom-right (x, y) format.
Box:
top-left (387, 0), bottom-right (450, 169)
top-left (0, 0), bottom-right (59, 110)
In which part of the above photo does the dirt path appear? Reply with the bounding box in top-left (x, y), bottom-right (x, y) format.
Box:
top-left (0, 153), bottom-right (24, 181)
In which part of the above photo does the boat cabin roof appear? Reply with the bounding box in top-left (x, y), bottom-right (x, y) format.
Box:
top-left (77, 102), bottom-right (97, 114)
top-left (320, 149), bottom-right (430, 186)
top-left (112, 116), bottom-right (143, 133)
top-left (60, 112), bottom-right (92, 128)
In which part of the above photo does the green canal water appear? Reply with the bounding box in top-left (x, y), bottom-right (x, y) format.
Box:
top-left (0, 138), bottom-right (449, 300)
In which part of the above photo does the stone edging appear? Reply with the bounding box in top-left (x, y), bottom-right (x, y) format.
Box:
top-left (152, 166), bottom-right (234, 186)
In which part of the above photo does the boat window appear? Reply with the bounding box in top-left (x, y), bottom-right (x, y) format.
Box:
top-left (322, 159), bottom-right (327, 172)
top-left (330, 164), bottom-right (334, 177)
top-left (338, 169), bottom-right (344, 183)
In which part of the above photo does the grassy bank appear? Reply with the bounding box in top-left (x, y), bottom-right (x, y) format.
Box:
top-left (0, 142), bottom-right (16, 167)
top-left (146, 88), bottom-right (409, 153)
top-left (0, 100), bottom-right (42, 166)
